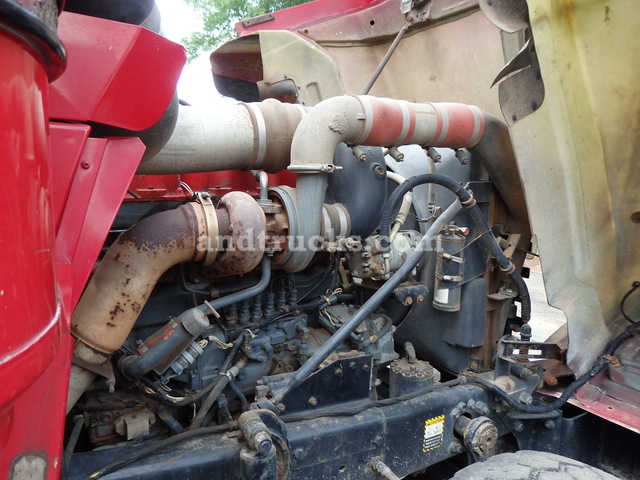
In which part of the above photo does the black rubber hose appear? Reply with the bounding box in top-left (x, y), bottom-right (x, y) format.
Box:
top-left (468, 321), bottom-right (640, 414)
top-left (296, 293), bottom-right (354, 311)
top-left (466, 200), bottom-right (531, 324)
top-left (379, 173), bottom-right (531, 323)
top-left (379, 173), bottom-right (471, 248)
top-left (188, 358), bottom-right (246, 430)
top-left (228, 379), bottom-right (249, 412)
top-left (620, 281), bottom-right (640, 324)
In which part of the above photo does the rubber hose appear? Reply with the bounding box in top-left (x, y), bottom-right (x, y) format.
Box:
top-left (379, 173), bottom-right (531, 323)
top-left (380, 173), bottom-right (471, 248)
top-left (188, 358), bottom-right (246, 430)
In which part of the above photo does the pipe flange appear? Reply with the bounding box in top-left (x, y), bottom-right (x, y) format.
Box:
top-left (267, 186), bottom-right (297, 268)
top-left (242, 100), bottom-right (306, 173)
top-left (195, 192), bottom-right (219, 266)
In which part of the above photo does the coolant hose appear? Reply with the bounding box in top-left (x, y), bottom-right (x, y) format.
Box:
top-left (271, 200), bottom-right (463, 403)
top-left (379, 173), bottom-right (531, 324)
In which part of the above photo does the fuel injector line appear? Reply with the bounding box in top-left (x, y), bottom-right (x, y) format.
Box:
top-left (271, 200), bottom-right (463, 404)
top-left (379, 173), bottom-right (531, 324)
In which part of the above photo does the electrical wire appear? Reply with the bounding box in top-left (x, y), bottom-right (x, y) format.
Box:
top-left (296, 255), bottom-right (340, 304)
top-left (466, 320), bottom-right (640, 414)
top-left (620, 281), bottom-right (640, 325)
top-left (139, 334), bottom-right (244, 407)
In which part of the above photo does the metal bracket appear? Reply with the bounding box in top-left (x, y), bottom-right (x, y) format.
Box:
top-left (264, 354), bottom-right (373, 415)
top-left (242, 13), bottom-right (275, 28)
top-left (287, 164), bottom-right (343, 174)
top-left (72, 355), bottom-right (116, 393)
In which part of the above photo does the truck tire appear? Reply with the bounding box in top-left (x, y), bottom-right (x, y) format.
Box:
top-left (451, 450), bottom-right (622, 480)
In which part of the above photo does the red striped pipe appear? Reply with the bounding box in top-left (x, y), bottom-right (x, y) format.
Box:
top-left (353, 96), bottom-right (485, 148)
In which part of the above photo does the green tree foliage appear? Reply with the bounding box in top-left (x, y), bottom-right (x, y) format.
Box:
top-left (183, 0), bottom-right (312, 61)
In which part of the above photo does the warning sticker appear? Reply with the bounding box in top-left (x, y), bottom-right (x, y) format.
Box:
top-left (422, 415), bottom-right (445, 452)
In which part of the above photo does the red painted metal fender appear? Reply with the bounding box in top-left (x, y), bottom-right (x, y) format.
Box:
top-left (50, 12), bottom-right (186, 131)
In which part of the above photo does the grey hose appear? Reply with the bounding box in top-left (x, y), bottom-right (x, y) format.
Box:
top-left (272, 200), bottom-right (463, 403)
top-left (198, 256), bottom-right (271, 313)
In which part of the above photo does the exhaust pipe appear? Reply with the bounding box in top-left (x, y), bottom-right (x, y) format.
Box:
top-left (68, 192), bottom-right (266, 410)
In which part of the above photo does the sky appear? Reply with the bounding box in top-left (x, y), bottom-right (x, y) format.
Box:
top-left (155, 0), bottom-right (225, 107)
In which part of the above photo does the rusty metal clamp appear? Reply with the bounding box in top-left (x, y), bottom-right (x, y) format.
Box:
top-left (195, 192), bottom-right (219, 266)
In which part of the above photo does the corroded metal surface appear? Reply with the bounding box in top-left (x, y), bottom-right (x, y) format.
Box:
top-left (204, 191), bottom-right (267, 277)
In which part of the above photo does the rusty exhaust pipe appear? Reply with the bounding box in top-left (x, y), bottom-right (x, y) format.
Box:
top-left (67, 192), bottom-right (266, 411)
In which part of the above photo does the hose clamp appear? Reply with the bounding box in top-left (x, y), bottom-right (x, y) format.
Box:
top-left (461, 195), bottom-right (476, 208)
top-left (499, 262), bottom-right (516, 274)
top-left (195, 192), bottom-right (219, 266)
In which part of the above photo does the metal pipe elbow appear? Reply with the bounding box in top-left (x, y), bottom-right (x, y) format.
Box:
top-left (71, 202), bottom-right (210, 356)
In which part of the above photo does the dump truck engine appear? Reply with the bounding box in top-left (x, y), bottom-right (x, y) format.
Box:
top-left (2, 0), bottom-right (639, 479)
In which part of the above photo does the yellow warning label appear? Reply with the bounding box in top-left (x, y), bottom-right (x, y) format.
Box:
top-left (422, 415), bottom-right (445, 452)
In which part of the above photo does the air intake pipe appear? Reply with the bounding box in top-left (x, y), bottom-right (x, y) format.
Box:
top-left (137, 99), bottom-right (306, 175)
top-left (67, 192), bottom-right (266, 410)
top-left (281, 95), bottom-right (492, 272)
